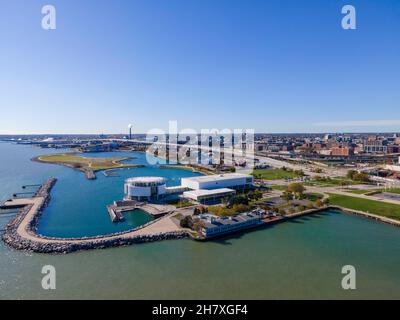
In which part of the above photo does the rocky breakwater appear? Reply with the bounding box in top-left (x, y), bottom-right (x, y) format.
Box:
top-left (2, 177), bottom-right (188, 253)
top-left (4, 227), bottom-right (188, 254)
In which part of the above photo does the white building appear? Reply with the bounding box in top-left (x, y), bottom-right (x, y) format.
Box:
top-left (123, 173), bottom-right (254, 204)
top-left (124, 177), bottom-right (166, 201)
top-left (180, 173), bottom-right (254, 191)
top-left (386, 156), bottom-right (400, 173)
top-left (198, 211), bottom-right (263, 238)
top-left (182, 188), bottom-right (236, 205)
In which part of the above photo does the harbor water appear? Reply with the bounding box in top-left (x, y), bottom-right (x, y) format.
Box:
top-left (0, 142), bottom-right (400, 299)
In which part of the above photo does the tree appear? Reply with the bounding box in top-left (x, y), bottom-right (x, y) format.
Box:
top-left (180, 216), bottom-right (193, 228)
top-left (297, 205), bottom-right (307, 212)
top-left (315, 199), bottom-right (324, 207)
top-left (282, 191), bottom-right (294, 201)
top-left (248, 190), bottom-right (263, 201)
top-left (306, 202), bottom-right (315, 209)
top-left (339, 180), bottom-right (350, 188)
top-left (193, 207), bottom-right (201, 215)
top-left (347, 170), bottom-right (357, 180)
top-left (353, 172), bottom-right (370, 183)
top-left (278, 208), bottom-right (286, 216)
top-left (228, 195), bottom-right (249, 207)
top-left (191, 221), bottom-right (205, 232)
top-left (287, 182), bottom-right (306, 199)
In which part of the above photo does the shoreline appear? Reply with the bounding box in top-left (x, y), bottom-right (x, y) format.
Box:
top-left (2, 178), bottom-right (400, 254)
top-left (329, 205), bottom-right (400, 228)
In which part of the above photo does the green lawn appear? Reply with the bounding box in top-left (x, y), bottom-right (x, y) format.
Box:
top-left (328, 193), bottom-right (400, 221)
top-left (270, 185), bottom-right (288, 191)
top-left (37, 153), bottom-right (141, 171)
top-left (343, 188), bottom-right (379, 195)
top-left (252, 169), bottom-right (300, 180)
top-left (385, 188), bottom-right (400, 194)
top-left (344, 188), bottom-right (400, 195)
top-left (39, 154), bottom-right (88, 163)
top-left (305, 177), bottom-right (361, 187)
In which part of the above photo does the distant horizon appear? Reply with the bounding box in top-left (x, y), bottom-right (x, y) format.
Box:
top-left (1, 131), bottom-right (399, 136)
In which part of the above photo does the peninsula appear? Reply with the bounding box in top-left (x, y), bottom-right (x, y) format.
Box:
top-left (33, 153), bottom-right (144, 179)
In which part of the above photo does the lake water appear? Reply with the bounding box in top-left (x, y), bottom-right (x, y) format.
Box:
top-left (1, 142), bottom-right (400, 299)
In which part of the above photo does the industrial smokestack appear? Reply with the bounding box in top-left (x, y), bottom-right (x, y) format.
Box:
top-left (128, 124), bottom-right (133, 140)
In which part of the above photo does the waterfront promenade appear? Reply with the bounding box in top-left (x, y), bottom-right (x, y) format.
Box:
top-left (3, 175), bottom-right (400, 254)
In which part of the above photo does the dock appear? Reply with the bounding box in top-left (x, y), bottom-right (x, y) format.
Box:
top-left (106, 200), bottom-right (175, 223)
top-left (0, 200), bottom-right (28, 210)
top-left (22, 184), bottom-right (41, 189)
top-left (1, 178), bottom-right (57, 211)
top-left (84, 169), bottom-right (96, 180)
top-left (107, 205), bottom-right (126, 222)
top-left (12, 192), bottom-right (35, 197)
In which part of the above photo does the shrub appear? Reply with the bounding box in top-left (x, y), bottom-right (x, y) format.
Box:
top-left (180, 216), bottom-right (193, 228)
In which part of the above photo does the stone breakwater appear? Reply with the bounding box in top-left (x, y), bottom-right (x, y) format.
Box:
top-left (2, 177), bottom-right (188, 254)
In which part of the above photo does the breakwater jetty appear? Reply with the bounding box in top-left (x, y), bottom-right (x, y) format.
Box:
top-left (2, 177), bottom-right (187, 254)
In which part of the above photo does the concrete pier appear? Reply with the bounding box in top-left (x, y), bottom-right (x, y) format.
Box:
top-left (107, 200), bottom-right (175, 222)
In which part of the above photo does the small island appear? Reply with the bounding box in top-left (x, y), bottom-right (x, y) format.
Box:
top-left (33, 153), bottom-right (144, 179)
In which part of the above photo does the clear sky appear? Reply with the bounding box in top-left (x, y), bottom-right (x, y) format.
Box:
top-left (1, 0), bottom-right (399, 134)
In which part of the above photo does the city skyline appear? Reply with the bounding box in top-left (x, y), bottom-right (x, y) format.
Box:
top-left (1, 0), bottom-right (400, 134)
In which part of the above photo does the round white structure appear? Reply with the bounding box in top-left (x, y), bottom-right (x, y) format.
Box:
top-left (124, 177), bottom-right (166, 201)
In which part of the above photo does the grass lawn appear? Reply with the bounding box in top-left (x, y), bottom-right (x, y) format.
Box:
top-left (252, 169), bottom-right (300, 180)
top-left (385, 188), bottom-right (400, 194)
top-left (270, 185), bottom-right (287, 191)
top-left (37, 153), bottom-right (141, 171)
top-left (344, 188), bottom-right (400, 195)
top-left (343, 188), bottom-right (380, 195)
top-left (328, 193), bottom-right (400, 221)
top-left (305, 177), bottom-right (361, 187)
top-left (39, 154), bottom-right (88, 163)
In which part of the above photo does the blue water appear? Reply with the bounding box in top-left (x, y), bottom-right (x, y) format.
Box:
top-left (1, 142), bottom-right (400, 299)
top-left (0, 143), bottom-right (201, 238)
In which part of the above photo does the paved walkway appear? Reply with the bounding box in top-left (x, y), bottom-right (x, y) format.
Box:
top-left (3, 197), bottom-right (182, 245)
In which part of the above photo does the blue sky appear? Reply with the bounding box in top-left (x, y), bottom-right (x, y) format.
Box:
top-left (1, 0), bottom-right (399, 134)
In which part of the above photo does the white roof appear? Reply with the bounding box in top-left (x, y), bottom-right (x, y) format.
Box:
top-left (182, 173), bottom-right (252, 183)
top-left (183, 188), bottom-right (236, 198)
top-left (125, 177), bottom-right (165, 184)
